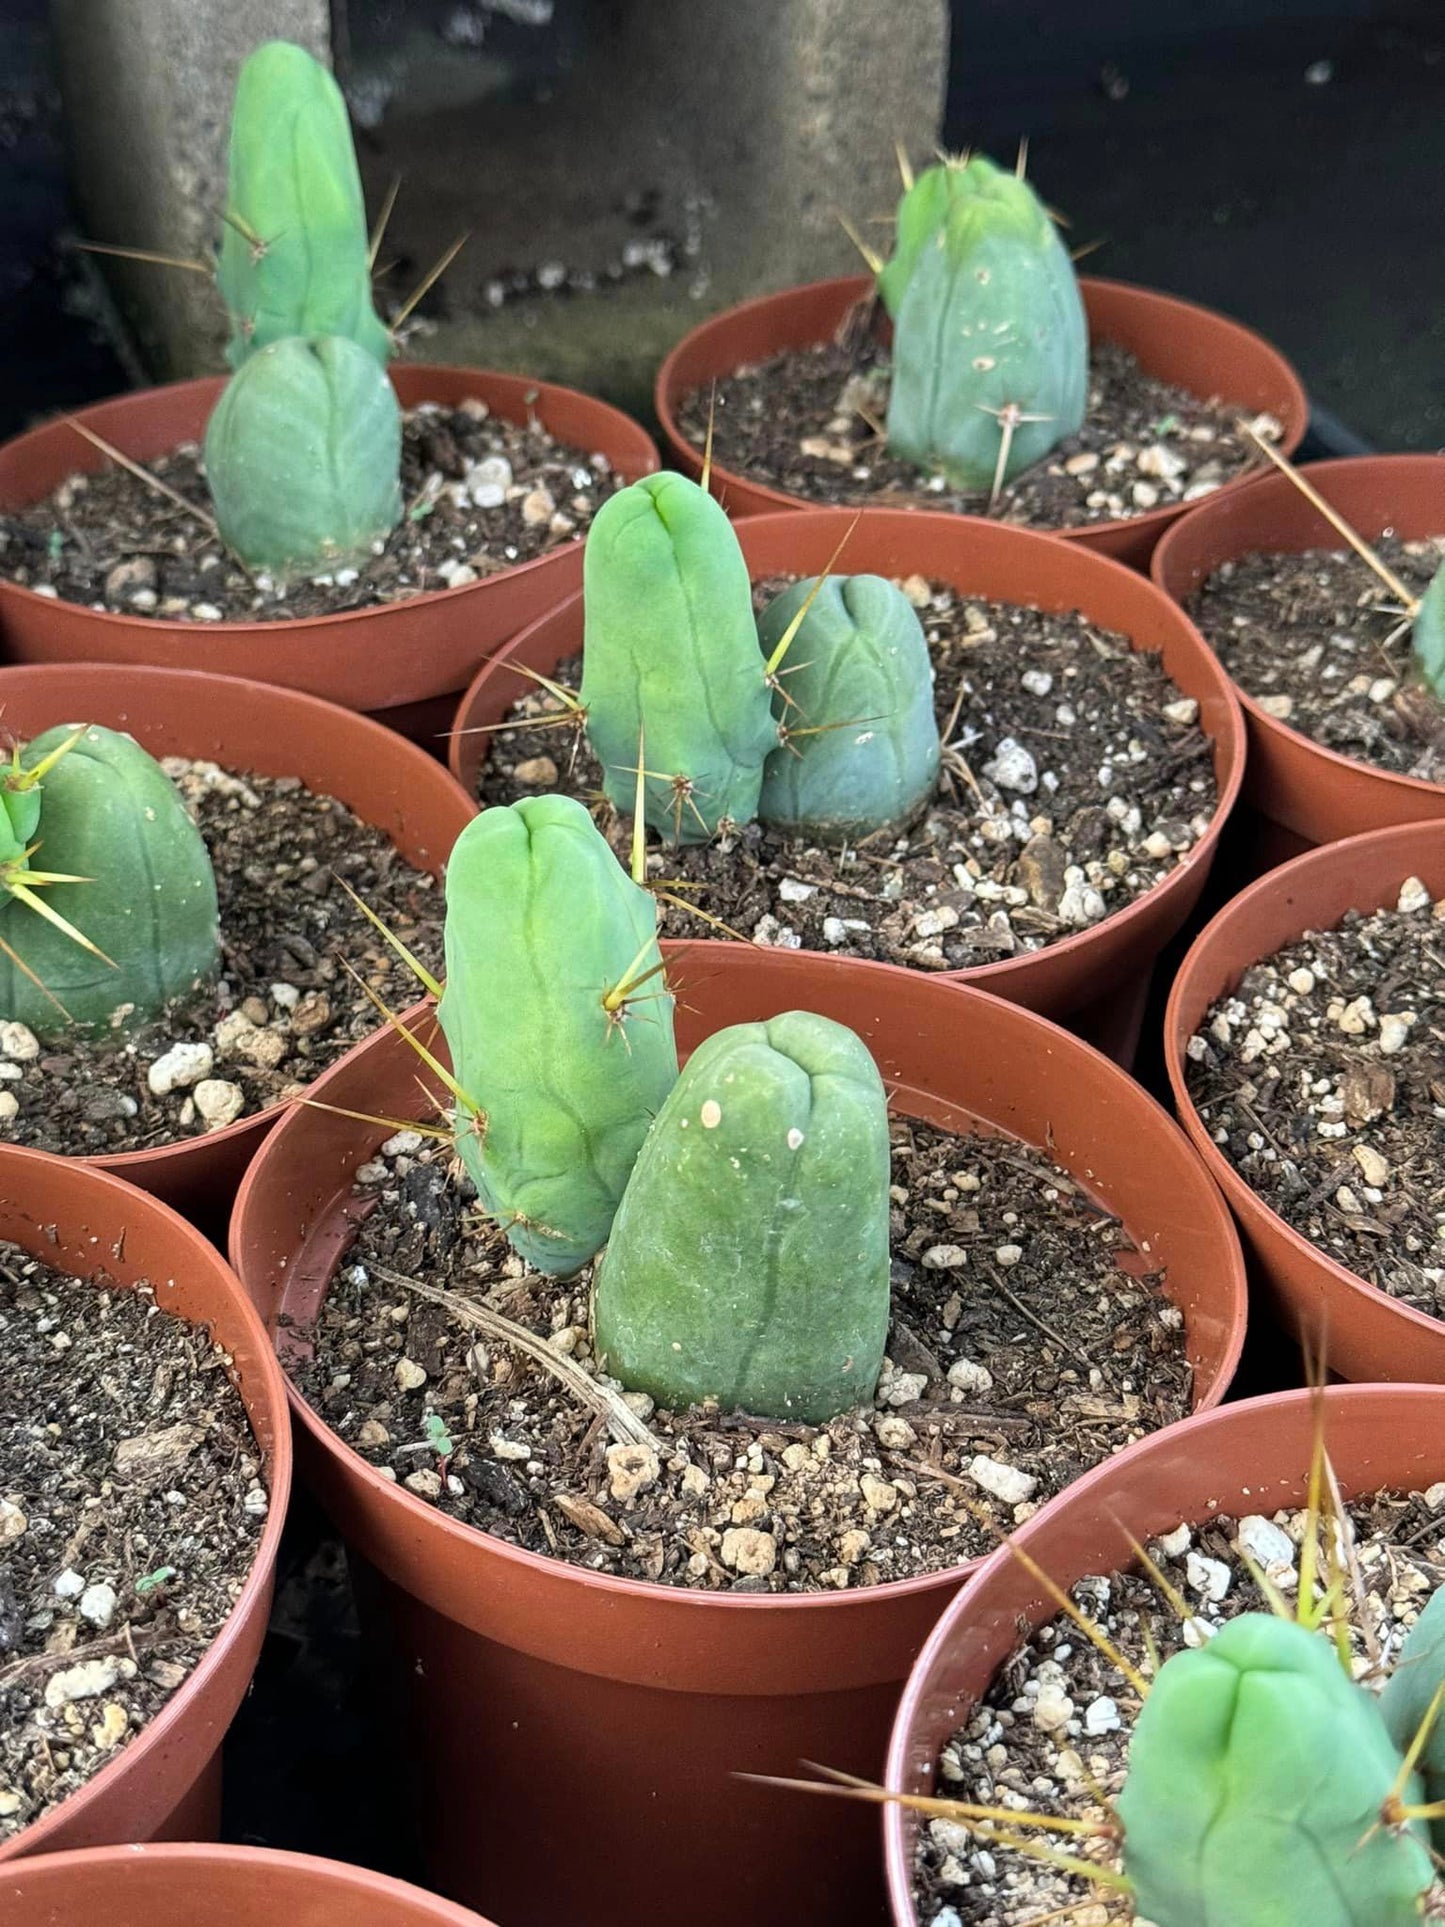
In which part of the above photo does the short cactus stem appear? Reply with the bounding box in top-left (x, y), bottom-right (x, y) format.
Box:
top-left (1411, 561), bottom-right (1445, 698)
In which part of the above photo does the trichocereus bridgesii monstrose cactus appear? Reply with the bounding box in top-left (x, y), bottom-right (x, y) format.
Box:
top-left (756, 572), bottom-right (941, 841)
top-left (883, 153), bottom-right (1088, 493)
top-left (435, 794), bottom-right (679, 1278)
top-left (1411, 561), bottom-right (1445, 698)
top-left (0, 725), bottom-right (219, 1040)
top-left (593, 1009), bottom-right (892, 1422)
top-left (1115, 1609), bottom-right (1438, 1924)
top-left (215, 39), bottom-right (390, 370)
top-left (204, 333), bottom-right (403, 581)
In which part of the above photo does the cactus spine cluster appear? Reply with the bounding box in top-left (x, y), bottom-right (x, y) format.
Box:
top-left (882, 154), bottom-right (1088, 492)
top-left (1381, 1585), bottom-right (1445, 1849)
top-left (1412, 561), bottom-right (1445, 698)
top-left (0, 726), bottom-right (219, 1040)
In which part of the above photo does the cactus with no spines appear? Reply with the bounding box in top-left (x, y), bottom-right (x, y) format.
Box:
top-left (1116, 1611), bottom-right (1435, 1926)
top-left (756, 573), bottom-right (941, 842)
top-left (1380, 1582), bottom-right (1445, 1849)
top-left (217, 40), bottom-right (390, 370)
top-left (0, 725), bottom-right (219, 1040)
top-left (592, 1010), bottom-right (892, 1421)
top-left (205, 334), bottom-right (402, 581)
top-left (579, 473), bottom-right (781, 844)
top-left (435, 795), bottom-right (678, 1277)
top-left (1411, 561), bottom-right (1445, 698)
top-left (885, 152), bottom-right (1087, 493)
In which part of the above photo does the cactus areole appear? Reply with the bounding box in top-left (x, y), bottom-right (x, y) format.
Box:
top-left (0, 725), bottom-right (219, 1041)
top-left (593, 1010), bottom-right (892, 1423)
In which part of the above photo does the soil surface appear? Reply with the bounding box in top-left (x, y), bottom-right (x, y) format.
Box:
top-left (1190, 535), bottom-right (1445, 784)
top-left (0, 400), bottom-right (622, 622)
top-left (291, 1115), bottom-right (1192, 1594)
top-left (0, 760), bottom-right (444, 1156)
top-left (915, 1487), bottom-right (1445, 1924)
top-left (473, 577), bottom-right (1218, 970)
top-left (678, 328), bottom-right (1281, 529)
top-left (0, 1245), bottom-right (266, 1842)
top-left (1185, 877), bottom-right (1445, 1318)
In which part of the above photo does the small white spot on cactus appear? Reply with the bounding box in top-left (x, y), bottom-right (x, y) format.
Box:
top-left (700, 1099), bottom-right (722, 1129)
top-left (975, 266), bottom-right (990, 284)
top-left (787, 1128), bottom-right (805, 1150)
top-left (972, 356), bottom-right (996, 372)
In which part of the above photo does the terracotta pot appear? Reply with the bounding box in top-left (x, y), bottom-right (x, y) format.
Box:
top-left (654, 275), bottom-right (1308, 570)
top-left (0, 365), bottom-right (659, 739)
top-left (1, 1843), bottom-right (492, 1925)
top-left (0, 1144), bottom-right (291, 1862)
top-left (1165, 819), bottom-right (1445, 1383)
top-left (1151, 455), bottom-right (1445, 853)
top-left (229, 944), bottom-right (1246, 1927)
top-left (448, 506), bottom-right (1246, 1064)
top-left (884, 1383), bottom-right (1445, 1924)
top-left (0, 662), bottom-right (475, 1227)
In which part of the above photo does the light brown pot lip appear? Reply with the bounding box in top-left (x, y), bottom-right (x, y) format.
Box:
top-left (0, 660), bottom-right (475, 1185)
top-left (0, 1143), bottom-right (293, 1862)
top-left (0, 362), bottom-right (660, 642)
top-left (447, 505), bottom-right (1248, 1000)
top-left (1151, 453), bottom-right (1445, 812)
top-left (231, 958), bottom-right (1247, 1622)
top-left (653, 273), bottom-right (1309, 545)
top-left (1163, 817), bottom-right (1445, 1351)
top-left (881, 1382), bottom-right (1445, 1921)
top-left (0, 1841), bottom-right (493, 1922)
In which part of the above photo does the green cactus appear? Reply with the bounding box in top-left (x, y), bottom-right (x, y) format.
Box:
top-left (0, 725), bottom-right (219, 1041)
top-left (216, 41), bottom-right (389, 370)
top-left (885, 153), bottom-right (1087, 493)
top-left (756, 574), bottom-right (941, 842)
top-left (1381, 1583), bottom-right (1445, 1849)
top-left (435, 795), bottom-right (678, 1277)
top-left (580, 473), bottom-right (780, 844)
top-left (876, 159), bottom-right (964, 320)
top-left (1116, 1611), bottom-right (1434, 1926)
top-left (593, 1010), bottom-right (891, 1421)
top-left (205, 333), bottom-right (402, 581)
top-left (1411, 561), bottom-right (1445, 699)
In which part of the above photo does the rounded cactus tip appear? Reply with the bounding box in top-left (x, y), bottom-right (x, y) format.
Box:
top-left (593, 1008), bottom-right (893, 1423)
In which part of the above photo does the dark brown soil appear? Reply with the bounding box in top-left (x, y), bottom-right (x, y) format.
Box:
top-left (1184, 880), bottom-right (1445, 1317)
top-left (678, 329), bottom-right (1280, 529)
top-left (473, 578), bottom-right (1218, 970)
top-left (912, 1487), bottom-right (1445, 1924)
top-left (0, 400), bottom-right (621, 622)
top-left (0, 1244), bottom-right (267, 1842)
top-left (1189, 536), bottom-right (1445, 784)
top-left (0, 760), bottom-right (444, 1156)
top-left (289, 1114), bottom-right (1192, 1594)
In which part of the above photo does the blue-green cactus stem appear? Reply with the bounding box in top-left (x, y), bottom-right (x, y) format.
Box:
top-left (1411, 561), bottom-right (1445, 699)
top-left (1381, 1582), bottom-right (1445, 1850)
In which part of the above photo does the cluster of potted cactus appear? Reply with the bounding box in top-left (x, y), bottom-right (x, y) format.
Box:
top-left (0, 28), bottom-right (1440, 1927)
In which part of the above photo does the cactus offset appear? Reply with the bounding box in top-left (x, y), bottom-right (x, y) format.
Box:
top-left (435, 795), bottom-right (678, 1277)
top-left (593, 1010), bottom-right (891, 1421)
top-left (580, 473), bottom-right (780, 843)
top-left (205, 334), bottom-right (402, 581)
top-left (1116, 1612), bottom-right (1434, 1926)
top-left (757, 574), bottom-right (940, 842)
top-left (885, 153), bottom-right (1087, 492)
top-left (0, 725), bottom-right (219, 1040)
top-left (217, 41), bottom-right (389, 370)
top-left (1411, 561), bottom-right (1445, 699)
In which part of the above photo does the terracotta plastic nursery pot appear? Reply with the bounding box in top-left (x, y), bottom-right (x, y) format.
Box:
top-left (449, 505), bottom-right (1246, 1067)
top-left (0, 662), bottom-right (476, 1226)
top-left (654, 274), bottom-right (1308, 569)
top-left (230, 944), bottom-right (1246, 1927)
top-left (1165, 819), bottom-right (1445, 1384)
top-left (0, 1144), bottom-right (291, 1862)
top-left (0, 363), bottom-right (659, 739)
top-left (1152, 454), bottom-right (1445, 851)
top-left (1, 1843), bottom-right (493, 1925)
top-left (883, 1383), bottom-right (1445, 1924)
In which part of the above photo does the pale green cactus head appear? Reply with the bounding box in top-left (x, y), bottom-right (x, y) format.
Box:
top-left (579, 473), bottom-right (781, 845)
top-left (1410, 561), bottom-right (1445, 699)
top-left (1116, 1611), bottom-right (1435, 1926)
top-left (0, 725), bottom-right (219, 1041)
top-left (593, 1009), bottom-right (892, 1421)
top-left (756, 574), bottom-right (941, 843)
top-left (1380, 1583), bottom-right (1445, 1851)
top-left (217, 40), bottom-right (390, 370)
top-left (204, 333), bottom-right (402, 582)
top-left (876, 158), bottom-right (966, 319)
top-left (885, 152), bottom-right (1088, 493)
top-left (435, 795), bottom-right (679, 1278)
